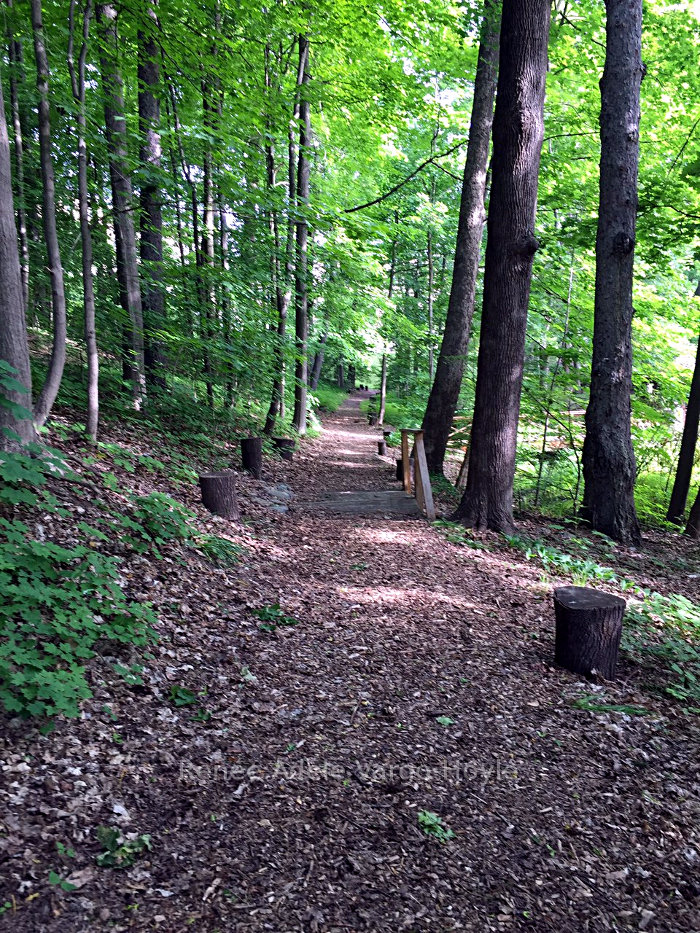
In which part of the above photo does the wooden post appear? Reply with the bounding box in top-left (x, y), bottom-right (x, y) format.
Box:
top-left (272, 437), bottom-right (295, 461)
top-left (240, 437), bottom-right (263, 479)
top-left (456, 447), bottom-right (469, 491)
top-left (554, 586), bottom-right (626, 680)
top-left (378, 440), bottom-right (387, 456)
top-left (413, 431), bottom-right (436, 521)
top-left (383, 430), bottom-right (392, 443)
top-left (199, 472), bottom-right (241, 520)
top-left (396, 458), bottom-right (404, 482)
top-left (401, 430), bottom-right (411, 495)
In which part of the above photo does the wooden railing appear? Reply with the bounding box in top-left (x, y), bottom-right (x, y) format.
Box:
top-left (400, 429), bottom-right (436, 521)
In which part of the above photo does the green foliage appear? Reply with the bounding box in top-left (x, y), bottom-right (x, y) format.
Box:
top-left (310, 385), bottom-right (347, 413)
top-left (571, 695), bottom-right (649, 716)
top-left (48, 870), bottom-right (77, 892)
top-left (169, 684), bottom-right (198, 707)
top-left (433, 520), bottom-right (490, 550)
top-left (0, 517), bottom-right (156, 720)
top-left (95, 826), bottom-right (152, 869)
top-left (417, 810), bottom-right (454, 843)
top-left (624, 593), bottom-right (700, 709)
top-left (502, 533), bottom-right (622, 586)
top-left (253, 603), bottom-right (299, 633)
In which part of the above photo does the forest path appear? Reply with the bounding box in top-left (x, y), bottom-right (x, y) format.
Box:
top-left (171, 393), bottom-right (696, 931)
top-left (299, 390), bottom-right (421, 517)
top-left (8, 395), bottom-right (697, 933)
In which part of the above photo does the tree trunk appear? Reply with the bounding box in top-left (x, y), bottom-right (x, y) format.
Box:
top-left (240, 437), bottom-right (263, 480)
top-left (0, 69), bottom-right (34, 450)
top-left (201, 75), bottom-right (217, 411)
top-left (667, 281), bottom-right (700, 523)
top-left (30, 0), bottom-right (67, 429)
top-left (378, 353), bottom-right (387, 425)
top-left (426, 229), bottom-right (434, 380)
top-left (292, 35), bottom-right (311, 435)
top-left (453, 0), bottom-right (550, 532)
top-left (97, 2), bottom-right (146, 410)
top-left (685, 487), bottom-right (700, 538)
top-left (554, 586), bottom-right (625, 681)
top-left (309, 332), bottom-right (327, 389)
top-left (138, 1), bottom-right (167, 389)
top-left (68, 0), bottom-right (99, 442)
top-left (422, 0), bottom-right (500, 475)
top-left (581, 0), bottom-right (643, 545)
top-left (6, 2), bottom-right (30, 315)
top-left (199, 472), bottom-right (240, 520)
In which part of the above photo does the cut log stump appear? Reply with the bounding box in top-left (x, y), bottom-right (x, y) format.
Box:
top-left (383, 430), bottom-right (392, 443)
top-left (240, 437), bottom-right (263, 479)
top-left (272, 437), bottom-right (295, 461)
top-left (368, 414), bottom-right (378, 426)
top-left (396, 458), bottom-right (404, 482)
top-left (378, 440), bottom-right (387, 456)
top-left (553, 586), bottom-right (626, 680)
top-left (199, 471), bottom-right (241, 520)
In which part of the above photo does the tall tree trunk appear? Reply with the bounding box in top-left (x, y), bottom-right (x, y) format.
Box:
top-left (421, 0), bottom-right (500, 475)
top-left (201, 76), bottom-right (217, 410)
top-left (0, 69), bottom-right (34, 450)
top-left (453, 0), bottom-right (550, 532)
top-left (68, 0), bottom-right (99, 442)
top-left (378, 352), bottom-right (387, 425)
top-left (309, 332), bottom-right (327, 390)
top-left (685, 486), bottom-right (700, 538)
top-left (427, 229), bottom-right (434, 380)
top-left (667, 280), bottom-right (700, 523)
top-left (5, 1), bottom-right (30, 315)
top-left (292, 35), bottom-right (311, 435)
top-left (581, 0), bottom-right (642, 545)
top-left (30, 0), bottom-right (67, 429)
top-left (138, 0), bottom-right (166, 389)
top-left (97, 2), bottom-right (146, 410)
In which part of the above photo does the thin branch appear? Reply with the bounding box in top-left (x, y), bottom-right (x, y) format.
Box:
top-left (344, 140), bottom-right (467, 214)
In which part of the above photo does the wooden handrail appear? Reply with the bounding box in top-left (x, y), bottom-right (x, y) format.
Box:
top-left (400, 429), bottom-right (436, 521)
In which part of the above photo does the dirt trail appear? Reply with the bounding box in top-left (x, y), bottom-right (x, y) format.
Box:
top-left (2, 393), bottom-right (699, 933)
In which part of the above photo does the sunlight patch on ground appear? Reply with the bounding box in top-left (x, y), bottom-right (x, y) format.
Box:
top-left (354, 527), bottom-right (417, 546)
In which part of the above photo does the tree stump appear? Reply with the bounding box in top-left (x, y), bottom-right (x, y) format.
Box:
top-left (272, 437), bottom-right (295, 461)
top-left (378, 440), bottom-right (387, 456)
top-left (395, 457), bottom-right (414, 483)
top-left (383, 430), bottom-right (392, 443)
top-left (240, 437), bottom-right (263, 479)
top-left (368, 414), bottom-right (378, 426)
top-left (199, 472), bottom-right (241, 520)
top-left (553, 586), bottom-right (626, 680)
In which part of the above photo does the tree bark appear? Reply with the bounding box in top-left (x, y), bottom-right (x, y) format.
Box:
top-left (685, 487), bottom-right (700, 538)
top-left (292, 35), bottom-right (311, 435)
top-left (378, 353), bottom-right (387, 425)
top-left (554, 586), bottom-right (625, 680)
top-left (581, 0), bottom-right (643, 545)
top-left (199, 472), bottom-right (240, 520)
top-left (240, 437), bottom-right (263, 479)
top-left (667, 281), bottom-right (700, 523)
top-left (309, 332), bottom-right (327, 389)
top-left (5, 1), bottom-right (30, 315)
top-left (68, 0), bottom-right (99, 442)
top-left (97, 2), bottom-right (147, 410)
top-left (138, 0), bottom-right (167, 389)
top-left (0, 69), bottom-right (34, 450)
top-left (30, 0), bottom-right (67, 429)
top-left (453, 0), bottom-right (550, 532)
top-left (422, 0), bottom-right (500, 475)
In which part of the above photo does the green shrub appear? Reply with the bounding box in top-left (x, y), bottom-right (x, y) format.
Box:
top-left (0, 517), bottom-right (156, 720)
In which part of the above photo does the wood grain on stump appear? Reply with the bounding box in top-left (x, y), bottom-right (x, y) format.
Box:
top-left (272, 437), bottom-right (295, 461)
top-left (199, 471), bottom-right (241, 520)
top-left (240, 437), bottom-right (263, 479)
top-left (554, 586), bottom-right (625, 680)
